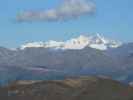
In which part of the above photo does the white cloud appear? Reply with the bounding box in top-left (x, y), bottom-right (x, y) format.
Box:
top-left (17, 0), bottom-right (95, 22)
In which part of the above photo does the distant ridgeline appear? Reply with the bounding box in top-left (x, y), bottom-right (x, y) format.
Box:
top-left (0, 34), bottom-right (133, 86)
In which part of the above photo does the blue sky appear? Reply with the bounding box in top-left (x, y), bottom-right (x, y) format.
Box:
top-left (0, 0), bottom-right (133, 48)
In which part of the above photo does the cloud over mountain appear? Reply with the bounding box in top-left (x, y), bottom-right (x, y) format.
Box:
top-left (16, 0), bottom-right (95, 22)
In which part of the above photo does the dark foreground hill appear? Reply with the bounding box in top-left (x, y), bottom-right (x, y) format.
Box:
top-left (2, 76), bottom-right (133, 100)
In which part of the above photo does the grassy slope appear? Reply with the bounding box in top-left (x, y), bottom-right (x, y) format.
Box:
top-left (1, 76), bottom-right (133, 100)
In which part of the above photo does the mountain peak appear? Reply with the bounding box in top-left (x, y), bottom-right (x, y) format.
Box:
top-left (21, 34), bottom-right (122, 50)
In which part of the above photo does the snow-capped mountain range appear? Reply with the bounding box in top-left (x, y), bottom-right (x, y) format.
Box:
top-left (3, 33), bottom-right (133, 86)
top-left (21, 34), bottom-right (122, 50)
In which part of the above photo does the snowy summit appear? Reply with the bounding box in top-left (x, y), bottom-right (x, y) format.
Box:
top-left (21, 34), bottom-right (122, 50)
